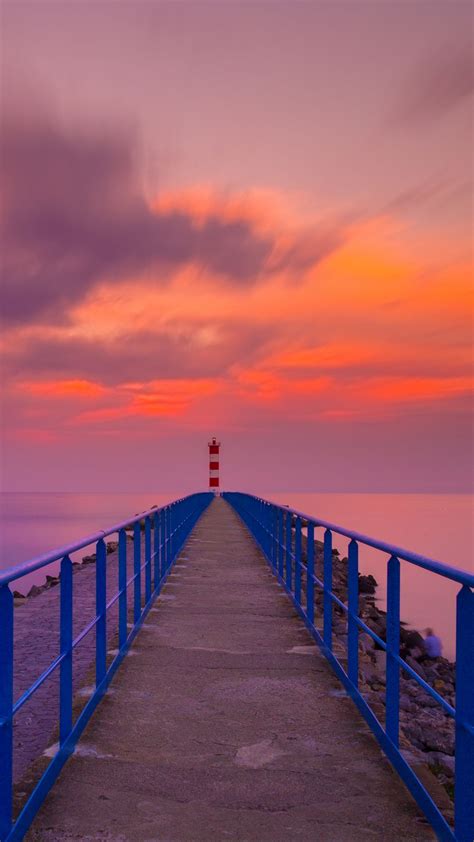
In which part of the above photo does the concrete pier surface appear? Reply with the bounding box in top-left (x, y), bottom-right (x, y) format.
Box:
top-left (27, 498), bottom-right (433, 841)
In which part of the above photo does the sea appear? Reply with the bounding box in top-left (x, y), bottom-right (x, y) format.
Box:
top-left (1, 491), bottom-right (472, 660)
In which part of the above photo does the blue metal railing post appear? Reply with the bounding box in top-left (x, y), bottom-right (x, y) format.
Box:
top-left (295, 516), bottom-right (302, 606)
top-left (221, 491), bottom-right (473, 842)
top-left (145, 516), bottom-right (152, 603)
top-left (159, 508), bottom-right (165, 580)
top-left (323, 529), bottom-right (333, 650)
top-left (0, 493), bottom-right (212, 842)
top-left (306, 523), bottom-right (315, 625)
top-left (455, 584), bottom-right (474, 842)
top-left (347, 539), bottom-right (359, 687)
top-left (133, 522), bottom-right (141, 622)
top-left (271, 506), bottom-right (278, 570)
top-left (118, 529), bottom-right (127, 649)
top-left (170, 504), bottom-right (175, 560)
top-left (278, 509), bottom-right (284, 579)
top-left (95, 538), bottom-right (107, 687)
top-left (153, 511), bottom-right (160, 590)
top-left (386, 555), bottom-right (400, 746)
top-left (285, 511), bottom-right (292, 591)
top-left (59, 555), bottom-right (73, 745)
top-left (166, 507), bottom-right (171, 569)
top-left (0, 585), bottom-right (13, 840)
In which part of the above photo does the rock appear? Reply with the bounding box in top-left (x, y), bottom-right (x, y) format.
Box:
top-left (420, 724), bottom-right (454, 756)
top-left (13, 590), bottom-right (24, 599)
top-left (406, 656), bottom-right (427, 681)
top-left (359, 632), bottom-right (375, 653)
top-left (399, 694), bottom-right (417, 714)
top-left (45, 575), bottom-right (59, 587)
top-left (81, 554), bottom-right (96, 565)
top-left (423, 694), bottom-right (440, 708)
top-left (359, 664), bottom-right (381, 687)
top-left (400, 628), bottom-right (424, 653)
top-left (106, 541), bottom-right (119, 554)
top-left (403, 680), bottom-right (421, 699)
top-left (423, 662), bottom-right (444, 685)
top-left (359, 574), bottom-right (377, 594)
top-left (27, 584), bottom-right (43, 597)
top-left (437, 754), bottom-right (455, 777)
top-left (401, 721), bottom-right (427, 751)
top-left (372, 649), bottom-right (387, 675)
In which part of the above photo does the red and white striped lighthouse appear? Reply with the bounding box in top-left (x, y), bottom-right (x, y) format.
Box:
top-left (208, 437), bottom-right (221, 493)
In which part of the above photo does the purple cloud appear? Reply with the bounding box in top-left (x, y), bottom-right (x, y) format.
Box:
top-left (1, 104), bottom-right (345, 327)
top-left (0, 107), bottom-right (275, 325)
top-left (4, 321), bottom-right (274, 385)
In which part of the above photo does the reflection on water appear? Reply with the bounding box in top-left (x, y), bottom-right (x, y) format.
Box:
top-left (1, 491), bottom-right (472, 660)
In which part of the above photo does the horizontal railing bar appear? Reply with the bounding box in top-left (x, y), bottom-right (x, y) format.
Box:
top-left (247, 494), bottom-right (473, 586)
top-left (223, 491), bottom-right (470, 841)
top-left (296, 558), bottom-right (458, 719)
top-left (105, 590), bottom-right (121, 612)
top-left (228, 497), bottom-right (460, 717)
top-left (0, 500), bottom-right (186, 587)
top-left (12, 652), bottom-right (64, 716)
top-left (2, 492), bottom-right (213, 842)
top-left (71, 615), bottom-right (99, 651)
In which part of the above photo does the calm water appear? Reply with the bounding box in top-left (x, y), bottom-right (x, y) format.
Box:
top-left (1, 492), bottom-right (472, 659)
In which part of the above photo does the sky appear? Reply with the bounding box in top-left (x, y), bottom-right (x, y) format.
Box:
top-left (0, 0), bottom-right (473, 493)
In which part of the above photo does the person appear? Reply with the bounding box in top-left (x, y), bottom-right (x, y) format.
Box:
top-left (423, 627), bottom-right (442, 659)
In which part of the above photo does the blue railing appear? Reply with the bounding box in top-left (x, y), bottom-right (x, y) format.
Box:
top-left (223, 492), bottom-right (474, 842)
top-left (0, 492), bottom-right (213, 842)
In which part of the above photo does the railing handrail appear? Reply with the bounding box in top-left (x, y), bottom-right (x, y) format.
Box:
top-left (0, 499), bottom-right (185, 587)
top-left (243, 493), bottom-right (474, 587)
top-left (0, 491), bottom-right (213, 842)
top-left (223, 491), bottom-right (474, 842)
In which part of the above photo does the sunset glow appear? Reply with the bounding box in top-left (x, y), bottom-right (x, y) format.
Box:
top-left (1, 1), bottom-right (472, 492)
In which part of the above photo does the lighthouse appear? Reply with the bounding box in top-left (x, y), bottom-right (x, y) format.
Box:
top-left (208, 437), bottom-right (221, 494)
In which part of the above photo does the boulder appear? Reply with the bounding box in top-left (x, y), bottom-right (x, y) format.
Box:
top-left (419, 724), bottom-right (454, 756)
top-left (359, 632), bottom-right (375, 653)
top-left (400, 628), bottom-right (424, 652)
top-left (358, 574), bottom-right (377, 594)
top-left (373, 649), bottom-right (386, 676)
top-left (27, 584), bottom-right (43, 597)
top-left (406, 656), bottom-right (427, 681)
top-left (436, 754), bottom-right (455, 777)
top-left (399, 694), bottom-right (417, 714)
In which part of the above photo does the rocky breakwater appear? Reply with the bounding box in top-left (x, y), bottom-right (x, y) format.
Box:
top-left (296, 522), bottom-right (456, 808)
top-left (11, 539), bottom-right (121, 603)
top-left (13, 503), bottom-right (161, 602)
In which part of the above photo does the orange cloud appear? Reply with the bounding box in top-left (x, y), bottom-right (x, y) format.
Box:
top-left (75, 378), bottom-right (221, 424)
top-left (18, 379), bottom-right (106, 398)
top-left (367, 375), bottom-right (473, 403)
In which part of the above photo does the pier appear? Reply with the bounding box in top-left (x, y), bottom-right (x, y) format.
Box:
top-left (1, 494), bottom-right (473, 841)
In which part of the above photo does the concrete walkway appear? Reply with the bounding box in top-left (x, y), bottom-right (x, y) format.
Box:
top-left (27, 498), bottom-right (433, 841)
